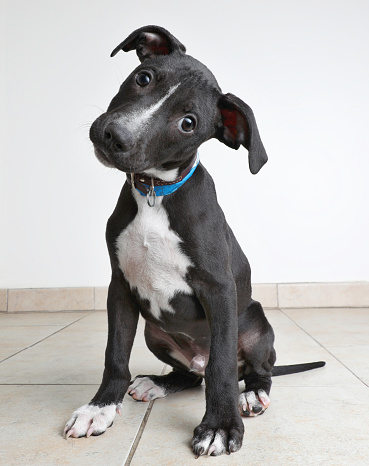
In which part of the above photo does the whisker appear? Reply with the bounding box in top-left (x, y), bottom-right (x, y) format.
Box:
top-left (89, 104), bottom-right (105, 113)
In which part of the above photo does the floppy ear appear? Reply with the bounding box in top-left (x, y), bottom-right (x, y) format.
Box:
top-left (110, 25), bottom-right (186, 62)
top-left (216, 93), bottom-right (268, 174)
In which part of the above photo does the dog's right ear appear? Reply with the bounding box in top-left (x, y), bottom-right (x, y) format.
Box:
top-left (110, 25), bottom-right (186, 62)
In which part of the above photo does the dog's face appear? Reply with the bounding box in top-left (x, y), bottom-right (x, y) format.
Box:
top-left (90, 54), bottom-right (221, 173)
top-left (90, 26), bottom-right (268, 175)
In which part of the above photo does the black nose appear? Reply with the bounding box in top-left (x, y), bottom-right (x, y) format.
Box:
top-left (104, 122), bottom-right (133, 152)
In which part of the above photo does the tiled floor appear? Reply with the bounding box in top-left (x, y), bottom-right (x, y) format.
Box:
top-left (1, 308), bottom-right (369, 465)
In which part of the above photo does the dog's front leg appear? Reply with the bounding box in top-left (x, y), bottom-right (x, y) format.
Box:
top-left (64, 274), bottom-right (139, 438)
top-left (191, 281), bottom-right (244, 456)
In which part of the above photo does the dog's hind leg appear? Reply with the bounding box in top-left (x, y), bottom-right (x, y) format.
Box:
top-left (237, 300), bottom-right (276, 417)
top-left (128, 370), bottom-right (202, 402)
top-left (239, 367), bottom-right (273, 417)
top-left (128, 321), bottom-right (203, 401)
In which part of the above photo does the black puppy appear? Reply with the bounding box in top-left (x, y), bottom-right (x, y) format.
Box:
top-left (64, 26), bottom-right (324, 456)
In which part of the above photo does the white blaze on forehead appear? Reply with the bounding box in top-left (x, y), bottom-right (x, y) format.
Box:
top-left (122, 82), bottom-right (181, 134)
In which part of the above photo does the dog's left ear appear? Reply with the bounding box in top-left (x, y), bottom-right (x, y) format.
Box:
top-left (110, 25), bottom-right (186, 62)
top-left (216, 93), bottom-right (268, 174)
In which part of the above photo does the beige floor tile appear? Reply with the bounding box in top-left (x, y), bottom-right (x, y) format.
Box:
top-left (0, 325), bottom-right (66, 362)
top-left (94, 287), bottom-right (108, 311)
top-left (266, 310), bottom-right (361, 387)
top-left (2, 308), bottom-right (368, 465)
top-left (327, 345), bottom-right (369, 386)
top-left (271, 351), bottom-right (359, 388)
top-left (130, 385), bottom-right (369, 465)
top-left (0, 311), bottom-right (90, 327)
top-left (0, 384), bottom-right (148, 466)
top-left (283, 308), bottom-right (369, 346)
top-left (0, 313), bottom-right (163, 385)
top-left (0, 346), bottom-right (25, 361)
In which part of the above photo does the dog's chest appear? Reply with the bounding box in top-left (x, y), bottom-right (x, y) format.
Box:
top-left (116, 192), bottom-right (193, 319)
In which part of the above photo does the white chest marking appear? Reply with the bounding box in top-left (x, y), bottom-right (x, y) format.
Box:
top-left (116, 191), bottom-right (193, 319)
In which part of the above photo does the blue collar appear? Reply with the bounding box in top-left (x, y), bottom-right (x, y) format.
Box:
top-left (127, 152), bottom-right (200, 206)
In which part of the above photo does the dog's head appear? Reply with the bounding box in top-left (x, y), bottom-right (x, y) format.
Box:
top-left (90, 25), bottom-right (267, 175)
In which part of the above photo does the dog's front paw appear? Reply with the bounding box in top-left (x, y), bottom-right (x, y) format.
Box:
top-left (64, 403), bottom-right (117, 438)
top-left (191, 420), bottom-right (244, 457)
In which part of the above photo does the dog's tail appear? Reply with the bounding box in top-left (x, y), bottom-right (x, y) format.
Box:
top-left (272, 361), bottom-right (325, 376)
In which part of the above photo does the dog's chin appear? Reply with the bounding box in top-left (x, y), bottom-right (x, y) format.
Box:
top-left (93, 147), bottom-right (148, 173)
top-left (93, 147), bottom-right (115, 168)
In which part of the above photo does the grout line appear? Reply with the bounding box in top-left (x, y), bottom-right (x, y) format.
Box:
top-left (276, 283), bottom-right (280, 308)
top-left (0, 383), bottom-right (100, 386)
top-left (279, 308), bottom-right (369, 388)
top-left (123, 364), bottom-right (167, 466)
top-left (0, 312), bottom-right (94, 363)
top-left (279, 306), bottom-right (369, 310)
top-left (0, 323), bottom-right (90, 328)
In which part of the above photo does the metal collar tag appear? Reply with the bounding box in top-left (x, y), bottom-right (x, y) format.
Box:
top-left (147, 178), bottom-right (156, 207)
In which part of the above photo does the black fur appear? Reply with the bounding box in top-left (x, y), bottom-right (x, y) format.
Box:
top-left (64, 26), bottom-right (325, 456)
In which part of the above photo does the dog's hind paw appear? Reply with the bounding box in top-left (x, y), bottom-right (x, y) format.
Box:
top-left (63, 403), bottom-right (116, 438)
top-left (127, 376), bottom-right (166, 401)
top-left (127, 376), bottom-right (166, 402)
top-left (191, 422), bottom-right (244, 457)
top-left (239, 389), bottom-right (270, 417)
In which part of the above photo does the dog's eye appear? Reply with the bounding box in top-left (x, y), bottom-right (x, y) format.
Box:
top-left (135, 72), bottom-right (151, 87)
top-left (179, 116), bottom-right (196, 133)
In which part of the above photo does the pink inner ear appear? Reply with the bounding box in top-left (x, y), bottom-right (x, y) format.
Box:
top-left (144, 33), bottom-right (171, 55)
top-left (220, 108), bottom-right (238, 140)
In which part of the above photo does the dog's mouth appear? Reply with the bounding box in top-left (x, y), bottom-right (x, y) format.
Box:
top-left (93, 146), bottom-right (114, 168)
top-left (92, 144), bottom-right (194, 180)
top-left (93, 146), bottom-right (150, 174)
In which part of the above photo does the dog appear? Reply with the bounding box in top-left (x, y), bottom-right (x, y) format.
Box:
top-left (64, 25), bottom-right (325, 457)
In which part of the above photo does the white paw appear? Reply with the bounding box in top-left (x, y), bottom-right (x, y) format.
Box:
top-left (64, 403), bottom-right (117, 438)
top-left (239, 389), bottom-right (270, 417)
top-left (191, 426), bottom-right (243, 457)
top-left (195, 431), bottom-right (227, 456)
top-left (127, 376), bottom-right (166, 401)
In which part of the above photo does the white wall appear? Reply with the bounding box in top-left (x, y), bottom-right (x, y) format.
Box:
top-left (1, 0), bottom-right (368, 288)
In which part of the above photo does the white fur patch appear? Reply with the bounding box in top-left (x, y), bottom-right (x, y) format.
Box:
top-left (189, 355), bottom-right (206, 376)
top-left (192, 431), bottom-right (226, 456)
top-left (208, 431), bottom-right (226, 456)
top-left (121, 83), bottom-right (181, 136)
top-left (193, 434), bottom-right (213, 454)
top-left (246, 390), bottom-right (258, 408)
top-left (116, 191), bottom-right (193, 319)
top-left (64, 403), bottom-right (116, 438)
top-left (144, 166), bottom-right (179, 181)
top-left (169, 350), bottom-right (191, 369)
top-left (257, 389), bottom-right (271, 407)
top-left (169, 351), bottom-right (207, 376)
top-left (238, 389), bottom-right (270, 417)
top-left (128, 376), bottom-right (166, 401)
